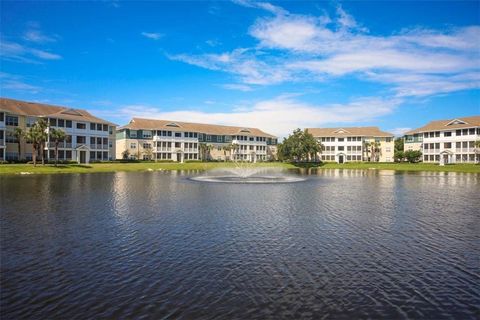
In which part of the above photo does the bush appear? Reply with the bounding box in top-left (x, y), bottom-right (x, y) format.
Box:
top-left (404, 150), bottom-right (422, 163)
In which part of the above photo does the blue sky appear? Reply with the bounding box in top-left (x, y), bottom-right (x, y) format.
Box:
top-left (1, 0), bottom-right (479, 137)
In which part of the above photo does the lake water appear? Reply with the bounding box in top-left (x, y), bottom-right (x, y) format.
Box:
top-left (1, 169), bottom-right (479, 319)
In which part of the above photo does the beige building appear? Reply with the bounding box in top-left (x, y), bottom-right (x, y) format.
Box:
top-left (0, 98), bottom-right (116, 163)
top-left (307, 127), bottom-right (395, 163)
top-left (116, 118), bottom-right (277, 162)
top-left (404, 116), bottom-right (480, 164)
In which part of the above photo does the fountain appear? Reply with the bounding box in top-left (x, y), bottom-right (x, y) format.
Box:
top-left (190, 158), bottom-right (306, 184)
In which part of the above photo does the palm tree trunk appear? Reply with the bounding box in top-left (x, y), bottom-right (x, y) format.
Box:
top-left (40, 142), bottom-right (45, 165)
top-left (55, 142), bottom-right (58, 166)
top-left (32, 145), bottom-right (37, 166)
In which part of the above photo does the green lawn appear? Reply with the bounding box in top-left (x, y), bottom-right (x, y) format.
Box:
top-left (0, 161), bottom-right (479, 175)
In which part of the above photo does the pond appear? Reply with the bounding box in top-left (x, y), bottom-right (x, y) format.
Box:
top-left (1, 169), bottom-right (479, 319)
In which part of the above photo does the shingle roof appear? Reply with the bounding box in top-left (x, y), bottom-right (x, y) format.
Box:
top-left (0, 97), bottom-right (116, 126)
top-left (120, 117), bottom-right (276, 138)
top-left (306, 126), bottom-right (393, 137)
top-left (404, 116), bottom-right (480, 135)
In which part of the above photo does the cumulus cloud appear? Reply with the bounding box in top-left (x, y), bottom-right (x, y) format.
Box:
top-left (168, 2), bottom-right (480, 98)
top-left (94, 96), bottom-right (401, 138)
top-left (0, 39), bottom-right (62, 63)
top-left (141, 32), bottom-right (164, 40)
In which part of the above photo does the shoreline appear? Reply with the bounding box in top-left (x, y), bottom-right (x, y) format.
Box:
top-left (1, 162), bottom-right (479, 175)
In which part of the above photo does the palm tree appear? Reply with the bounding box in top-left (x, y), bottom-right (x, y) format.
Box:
top-left (370, 141), bottom-right (381, 162)
top-left (363, 141), bottom-right (371, 161)
top-left (474, 140), bottom-right (480, 164)
top-left (35, 119), bottom-right (48, 165)
top-left (222, 143), bottom-right (234, 162)
top-left (50, 128), bottom-right (66, 166)
top-left (24, 125), bottom-right (42, 166)
top-left (13, 128), bottom-right (24, 160)
top-left (199, 143), bottom-right (207, 161)
top-left (231, 142), bottom-right (240, 161)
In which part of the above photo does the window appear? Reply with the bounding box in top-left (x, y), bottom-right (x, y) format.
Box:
top-left (143, 130), bottom-right (152, 139)
top-left (6, 131), bottom-right (18, 143)
top-left (0, 112), bottom-right (4, 121)
top-left (469, 128), bottom-right (475, 135)
top-left (130, 143), bottom-right (137, 149)
top-left (103, 124), bottom-right (108, 131)
top-left (444, 131), bottom-right (452, 137)
top-left (76, 123), bottom-right (86, 129)
top-left (424, 132), bottom-right (428, 138)
top-left (109, 126), bottom-right (113, 135)
top-left (130, 130), bottom-right (137, 138)
top-left (386, 147), bottom-right (391, 152)
top-left (90, 137), bottom-right (96, 144)
top-left (26, 117), bottom-right (36, 127)
top-left (97, 123), bottom-right (102, 131)
top-left (77, 136), bottom-right (86, 144)
top-left (66, 120), bottom-right (72, 128)
top-left (143, 143), bottom-right (151, 149)
top-left (444, 142), bottom-right (452, 149)
top-left (435, 131), bottom-right (440, 137)
top-left (90, 123), bottom-right (96, 130)
top-left (338, 146), bottom-right (344, 151)
top-left (462, 129), bottom-right (468, 135)
top-left (206, 135), bottom-right (211, 141)
top-left (175, 132), bottom-right (182, 138)
top-left (6, 116), bottom-right (18, 126)
top-left (49, 118), bottom-right (57, 127)
top-left (58, 119), bottom-right (65, 127)
top-left (338, 138), bottom-right (344, 142)
top-left (456, 130), bottom-right (461, 136)
top-left (386, 137), bottom-right (392, 142)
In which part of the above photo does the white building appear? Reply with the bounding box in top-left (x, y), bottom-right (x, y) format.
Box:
top-left (0, 98), bottom-right (116, 163)
top-left (404, 116), bottom-right (480, 164)
top-left (116, 118), bottom-right (278, 162)
top-left (307, 127), bottom-right (395, 163)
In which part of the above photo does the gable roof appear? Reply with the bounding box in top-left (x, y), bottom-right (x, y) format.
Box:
top-left (0, 97), bottom-right (116, 126)
top-left (404, 115), bottom-right (480, 135)
top-left (119, 117), bottom-right (276, 138)
top-left (306, 126), bottom-right (393, 137)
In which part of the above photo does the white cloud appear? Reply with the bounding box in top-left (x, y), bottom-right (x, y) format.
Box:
top-left (101, 96), bottom-right (400, 138)
top-left (222, 83), bottom-right (254, 91)
top-left (0, 39), bottom-right (62, 62)
top-left (23, 29), bottom-right (58, 43)
top-left (141, 32), bottom-right (164, 40)
top-left (0, 72), bottom-right (41, 93)
top-left (169, 2), bottom-right (480, 97)
top-left (389, 127), bottom-right (412, 136)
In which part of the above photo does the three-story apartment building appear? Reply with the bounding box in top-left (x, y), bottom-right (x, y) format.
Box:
top-left (404, 116), bottom-right (480, 164)
top-left (0, 98), bottom-right (116, 163)
top-left (307, 127), bottom-right (395, 163)
top-left (116, 118), bottom-right (277, 162)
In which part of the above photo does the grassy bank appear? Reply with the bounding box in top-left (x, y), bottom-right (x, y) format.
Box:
top-left (0, 161), bottom-right (479, 175)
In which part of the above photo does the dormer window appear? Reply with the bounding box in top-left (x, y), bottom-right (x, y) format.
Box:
top-left (446, 119), bottom-right (467, 126)
top-left (240, 128), bottom-right (251, 133)
top-left (166, 122), bottom-right (180, 127)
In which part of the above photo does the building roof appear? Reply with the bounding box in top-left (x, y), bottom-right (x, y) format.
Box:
top-left (120, 117), bottom-right (276, 138)
top-left (0, 97), bottom-right (116, 126)
top-left (306, 126), bottom-right (393, 137)
top-left (404, 115), bottom-right (480, 135)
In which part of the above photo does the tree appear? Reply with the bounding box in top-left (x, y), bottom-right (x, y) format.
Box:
top-left (394, 150), bottom-right (404, 162)
top-left (277, 129), bottom-right (322, 162)
top-left (50, 128), bottom-right (66, 166)
top-left (370, 141), bottom-right (381, 162)
top-left (144, 146), bottom-right (153, 160)
top-left (394, 138), bottom-right (404, 153)
top-left (222, 143), bottom-right (234, 162)
top-left (13, 128), bottom-right (24, 160)
top-left (35, 119), bottom-right (48, 165)
top-left (474, 140), bottom-right (480, 164)
top-left (122, 149), bottom-right (130, 160)
top-left (404, 150), bottom-right (422, 163)
top-left (24, 125), bottom-right (42, 166)
top-left (199, 143), bottom-right (207, 161)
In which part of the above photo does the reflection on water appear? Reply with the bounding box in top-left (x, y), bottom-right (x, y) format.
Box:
top-left (1, 170), bottom-right (479, 319)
